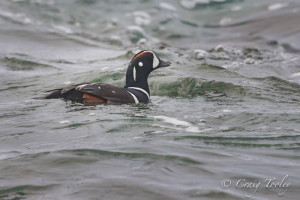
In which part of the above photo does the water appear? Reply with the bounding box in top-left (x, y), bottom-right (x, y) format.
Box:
top-left (0, 0), bottom-right (299, 199)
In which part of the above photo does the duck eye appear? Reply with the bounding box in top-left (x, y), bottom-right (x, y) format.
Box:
top-left (138, 62), bottom-right (143, 67)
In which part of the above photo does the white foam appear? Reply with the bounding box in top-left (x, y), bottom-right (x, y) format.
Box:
top-left (135, 17), bottom-right (150, 26)
top-left (194, 49), bottom-right (208, 60)
top-left (153, 115), bottom-right (210, 133)
top-left (268, 3), bottom-right (288, 11)
top-left (180, 0), bottom-right (209, 9)
top-left (231, 5), bottom-right (241, 11)
top-left (219, 126), bottom-right (229, 131)
top-left (222, 62), bottom-right (240, 69)
top-left (109, 35), bottom-right (121, 41)
top-left (52, 24), bottom-right (73, 34)
top-left (64, 81), bottom-right (72, 85)
top-left (0, 9), bottom-right (33, 24)
top-left (220, 17), bottom-right (232, 26)
top-left (244, 57), bottom-right (255, 64)
top-left (152, 123), bottom-right (182, 130)
top-left (111, 17), bottom-right (119, 24)
top-left (153, 115), bottom-right (191, 127)
top-left (290, 72), bottom-right (300, 78)
top-left (0, 151), bottom-right (20, 161)
top-left (112, 67), bottom-right (124, 71)
top-left (23, 17), bottom-right (32, 24)
top-left (127, 25), bottom-right (145, 33)
top-left (101, 67), bottom-right (110, 71)
top-left (186, 127), bottom-right (212, 133)
top-left (59, 120), bottom-right (70, 124)
top-left (160, 2), bottom-right (177, 11)
top-left (185, 126), bottom-right (201, 133)
top-left (129, 11), bottom-right (151, 26)
top-left (133, 136), bottom-right (144, 140)
top-left (137, 38), bottom-right (147, 45)
top-left (132, 11), bottom-right (151, 19)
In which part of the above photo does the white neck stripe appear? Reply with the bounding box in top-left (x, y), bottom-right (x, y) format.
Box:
top-left (127, 91), bottom-right (139, 104)
top-left (128, 87), bottom-right (150, 99)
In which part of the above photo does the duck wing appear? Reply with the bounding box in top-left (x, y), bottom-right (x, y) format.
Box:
top-left (74, 83), bottom-right (135, 104)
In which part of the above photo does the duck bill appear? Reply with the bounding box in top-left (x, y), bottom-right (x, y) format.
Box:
top-left (158, 60), bottom-right (171, 68)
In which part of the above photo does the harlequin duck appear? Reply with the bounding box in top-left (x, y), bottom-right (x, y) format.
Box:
top-left (39, 50), bottom-right (171, 104)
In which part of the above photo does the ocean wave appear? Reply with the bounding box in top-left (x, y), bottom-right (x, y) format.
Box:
top-left (1, 56), bottom-right (55, 71)
top-left (180, 0), bottom-right (239, 10)
top-left (150, 77), bottom-right (244, 99)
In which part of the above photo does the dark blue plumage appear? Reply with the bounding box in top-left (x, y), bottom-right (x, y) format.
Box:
top-left (39, 50), bottom-right (171, 105)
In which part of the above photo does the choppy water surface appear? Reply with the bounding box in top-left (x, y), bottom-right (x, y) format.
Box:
top-left (0, 0), bottom-right (300, 199)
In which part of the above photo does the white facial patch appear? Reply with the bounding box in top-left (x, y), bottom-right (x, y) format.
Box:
top-left (138, 62), bottom-right (143, 67)
top-left (133, 66), bottom-right (136, 81)
top-left (152, 52), bottom-right (159, 68)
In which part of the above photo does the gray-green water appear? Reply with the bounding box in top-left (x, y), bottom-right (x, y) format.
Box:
top-left (0, 0), bottom-right (300, 199)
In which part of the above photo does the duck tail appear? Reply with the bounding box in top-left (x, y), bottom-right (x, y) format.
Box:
top-left (33, 89), bottom-right (62, 100)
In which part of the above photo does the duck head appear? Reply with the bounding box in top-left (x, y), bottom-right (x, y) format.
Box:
top-left (124, 50), bottom-right (171, 94)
